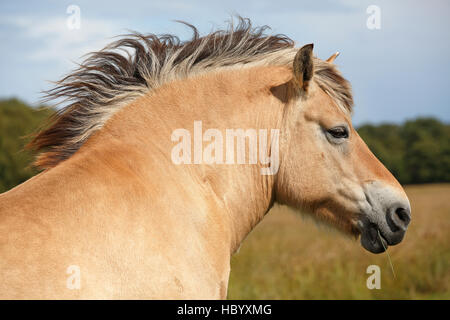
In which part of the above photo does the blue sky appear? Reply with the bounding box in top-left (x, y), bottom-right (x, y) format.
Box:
top-left (0, 0), bottom-right (449, 125)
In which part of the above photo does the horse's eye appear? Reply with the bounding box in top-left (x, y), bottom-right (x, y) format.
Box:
top-left (327, 126), bottom-right (349, 139)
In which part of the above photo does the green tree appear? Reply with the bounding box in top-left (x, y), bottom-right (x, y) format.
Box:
top-left (0, 98), bottom-right (53, 192)
top-left (402, 118), bottom-right (450, 183)
top-left (358, 118), bottom-right (450, 185)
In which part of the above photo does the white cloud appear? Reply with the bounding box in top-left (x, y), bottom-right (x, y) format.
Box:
top-left (2, 14), bottom-right (122, 67)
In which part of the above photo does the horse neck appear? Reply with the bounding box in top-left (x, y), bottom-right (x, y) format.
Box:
top-left (77, 66), bottom-right (290, 254)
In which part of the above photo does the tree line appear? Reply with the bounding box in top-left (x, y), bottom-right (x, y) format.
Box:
top-left (0, 98), bottom-right (449, 193)
top-left (358, 118), bottom-right (449, 184)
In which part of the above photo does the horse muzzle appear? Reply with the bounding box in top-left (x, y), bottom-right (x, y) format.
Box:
top-left (358, 181), bottom-right (411, 254)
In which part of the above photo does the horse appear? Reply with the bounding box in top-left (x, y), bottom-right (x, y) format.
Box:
top-left (0, 18), bottom-right (411, 299)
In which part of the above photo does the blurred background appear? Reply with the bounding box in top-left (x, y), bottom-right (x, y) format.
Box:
top-left (0, 0), bottom-right (449, 299)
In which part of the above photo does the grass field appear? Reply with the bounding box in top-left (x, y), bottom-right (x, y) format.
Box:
top-left (228, 184), bottom-right (450, 299)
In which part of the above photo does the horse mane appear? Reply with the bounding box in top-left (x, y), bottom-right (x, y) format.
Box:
top-left (28, 17), bottom-right (353, 170)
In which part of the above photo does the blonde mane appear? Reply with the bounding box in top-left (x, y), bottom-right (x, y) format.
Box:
top-left (28, 17), bottom-right (353, 169)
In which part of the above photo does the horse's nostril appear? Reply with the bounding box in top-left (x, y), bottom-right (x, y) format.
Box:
top-left (386, 206), bottom-right (411, 233)
top-left (387, 207), bottom-right (411, 232)
top-left (395, 207), bottom-right (411, 225)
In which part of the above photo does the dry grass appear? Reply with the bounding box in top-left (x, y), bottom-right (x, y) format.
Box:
top-left (228, 184), bottom-right (450, 299)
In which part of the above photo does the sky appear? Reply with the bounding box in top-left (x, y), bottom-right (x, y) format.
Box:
top-left (0, 0), bottom-right (449, 125)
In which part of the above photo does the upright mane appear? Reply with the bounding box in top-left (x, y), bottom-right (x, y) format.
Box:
top-left (28, 17), bottom-right (353, 170)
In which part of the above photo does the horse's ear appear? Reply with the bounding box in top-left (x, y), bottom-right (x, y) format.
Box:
top-left (326, 51), bottom-right (340, 63)
top-left (293, 43), bottom-right (314, 91)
